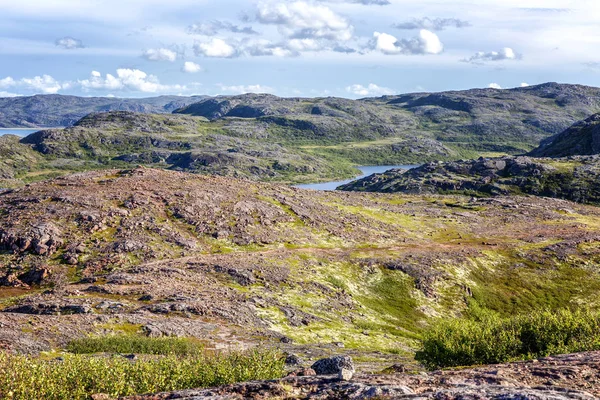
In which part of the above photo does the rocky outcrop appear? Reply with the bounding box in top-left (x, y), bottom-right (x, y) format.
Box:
top-left (339, 155), bottom-right (600, 205)
top-left (530, 113), bottom-right (600, 157)
top-left (0, 222), bottom-right (63, 255)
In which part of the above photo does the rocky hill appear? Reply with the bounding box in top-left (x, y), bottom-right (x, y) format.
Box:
top-left (3, 83), bottom-right (600, 161)
top-left (174, 83), bottom-right (600, 158)
top-left (0, 111), bottom-right (354, 187)
top-left (529, 113), bottom-right (600, 157)
top-left (339, 155), bottom-right (600, 205)
top-left (2, 83), bottom-right (600, 188)
top-left (0, 94), bottom-right (203, 128)
top-left (2, 167), bottom-right (600, 362)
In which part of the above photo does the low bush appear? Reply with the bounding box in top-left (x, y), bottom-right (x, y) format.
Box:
top-left (66, 335), bottom-right (204, 356)
top-left (415, 308), bottom-right (600, 370)
top-left (0, 349), bottom-right (285, 399)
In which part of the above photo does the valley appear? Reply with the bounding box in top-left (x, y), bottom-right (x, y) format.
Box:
top-left (2, 84), bottom-right (600, 398)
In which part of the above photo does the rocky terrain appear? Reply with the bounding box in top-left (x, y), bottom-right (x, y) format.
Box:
top-left (2, 167), bottom-right (600, 361)
top-left (0, 112), bottom-right (353, 187)
top-left (3, 82), bottom-right (600, 188)
top-left (339, 155), bottom-right (600, 205)
top-left (127, 351), bottom-right (600, 399)
top-left (530, 113), bottom-right (600, 157)
top-left (340, 110), bottom-right (600, 204)
top-left (175, 83), bottom-right (600, 157)
top-left (0, 94), bottom-right (203, 128)
top-left (2, 83), bottom-right (600, 177)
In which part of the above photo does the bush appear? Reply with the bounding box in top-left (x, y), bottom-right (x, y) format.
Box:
top-left (0, 349), bottom-right (285, 399)
top-left (66, 335), bottom-right (204, 356)
top-left (415, 308), bottom-right (600, 370)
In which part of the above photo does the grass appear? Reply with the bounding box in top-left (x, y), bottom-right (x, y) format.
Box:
top-left (66, 335), bottom-right (205, 356)
top-left (0, 348), bottom-right (285, 399)
top-left (415, 308), bottom-right (600, 370)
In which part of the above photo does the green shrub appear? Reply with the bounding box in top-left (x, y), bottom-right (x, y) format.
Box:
top-left (415, 308), bottom-right (600, 370)
top-left (66, 335), bottom-right (204, 356)
top-left (0, 349), bottom-right (285, 399)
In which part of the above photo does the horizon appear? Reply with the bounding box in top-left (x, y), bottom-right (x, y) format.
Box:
top-left (0, 81), bottom-right (589, 101)
top-left (2, 1), bottom-right (600, 99)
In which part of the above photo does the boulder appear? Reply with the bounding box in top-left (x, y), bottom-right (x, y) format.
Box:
top-left (311, 355), bottom-right (355, 375)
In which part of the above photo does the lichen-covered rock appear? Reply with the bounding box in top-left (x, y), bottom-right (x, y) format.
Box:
top-left (311, 355), bottom-right (355, 375)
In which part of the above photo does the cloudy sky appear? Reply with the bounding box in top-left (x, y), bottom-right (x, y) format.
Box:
top-left (1, 0), bottom-right (599, 98)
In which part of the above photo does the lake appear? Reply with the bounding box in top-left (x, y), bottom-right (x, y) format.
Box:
top-left (0, 128), bottom-right (40, 137)
top-left (296, 165), bottom-right (420, 191)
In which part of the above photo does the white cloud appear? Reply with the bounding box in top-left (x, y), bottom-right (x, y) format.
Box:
top-left (488, 83), bottom-right (502, 89)
top-left (465, 47), bottom-right (519, 64)
top-left (182, 61), bottom-right (203, 73)
top-left (520, 82), bottom-right (530, 87)
top-left (371, 29), bottom-right (443, 55)
top-left (256, 1), bottom-right (353, 41)
top-left (142, 48), bottom-right (177, 62)
top-left (0, 77), bottom-right (16, 88)
top-left (218, 84), bottom-right (274, 94)
top-left (194, 38), bottom-right (238, 58)
top-left (187, 20), bottom-right (258, 36)
top-left (320, 0), bottom-right (390, 4)
top-left (346, 83), bottom-right (395, 96)
top-left (0, 91), bottom-right (21, 97)
top-left (393, 17), bottom-right (471, 31)
top-left (55, 36), bottom-right (84, 49)
top-left (243, 39), bottom-right (297, 57)
top-left (286, 38), bottom-right (323, 52)
top-left (78, 69), bottom-right (185, 93)
top-left (0, 74), bottom-right (63, 94)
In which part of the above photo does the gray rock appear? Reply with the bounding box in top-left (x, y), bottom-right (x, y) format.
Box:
top-left (285, 354), bottom-right (303, 366)
top-left (311, 355), bottom-right (355, 375)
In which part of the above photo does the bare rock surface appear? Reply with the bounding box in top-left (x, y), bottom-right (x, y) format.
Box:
top-left (1, 168), bottom-right (600, 367)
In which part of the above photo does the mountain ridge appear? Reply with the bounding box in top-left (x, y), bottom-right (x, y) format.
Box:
top-left (0, 94), bottom-right (205, 128)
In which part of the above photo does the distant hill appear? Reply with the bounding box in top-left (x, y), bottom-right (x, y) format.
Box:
top-left (0, 111), bottom-right (355, 187)
top-left (2, 83), bottom-right (600, 159)
top-left (0, 94), bottom-right (205, 128)
top-left (529, 113), bottom-right (600, 157)
top-left (2, 83), bottom-right (600, 188)
top-left (173, 83), bottom-right (600, 158)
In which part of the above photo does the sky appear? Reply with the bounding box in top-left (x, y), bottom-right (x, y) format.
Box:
top-left (1, 0), bottom-right (600, 99)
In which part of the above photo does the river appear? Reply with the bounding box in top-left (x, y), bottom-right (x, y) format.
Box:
top-left (295, 165), bottom-right (419, 191)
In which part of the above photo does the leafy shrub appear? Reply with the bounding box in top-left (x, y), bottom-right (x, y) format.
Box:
top-left (0, 349), bottom-right (285, 399)
top-left (66, 335), bottom-right (204, 356)
top-left (415, 308), bottom-right (600, 370)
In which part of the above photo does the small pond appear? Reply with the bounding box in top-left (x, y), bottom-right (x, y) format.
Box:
top-left (295, 165), bottom-right (419, 191)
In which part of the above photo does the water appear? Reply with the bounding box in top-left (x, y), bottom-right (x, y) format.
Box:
top-left (0, 128), bottom-right (40, 137)
top-left (296, 165), bottom-right (420, 191)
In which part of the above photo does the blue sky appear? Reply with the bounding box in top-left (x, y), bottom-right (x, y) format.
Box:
top-left (1, 0), bottom-right (599, 98)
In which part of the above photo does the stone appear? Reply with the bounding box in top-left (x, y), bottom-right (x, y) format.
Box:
top-left (286, 368), bottom-right (316, 377)
top-left (311, 355), bottom-right (355, 375)
top-left (284, 354), bottom-right (303, 366)
top-left (338, 368), bottom-right (354, 381)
